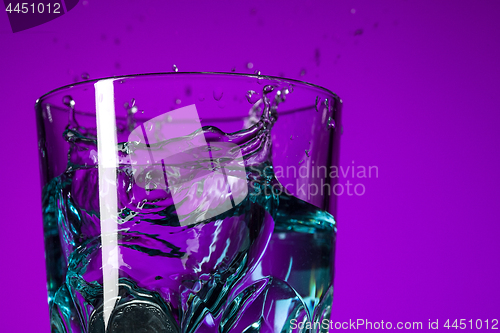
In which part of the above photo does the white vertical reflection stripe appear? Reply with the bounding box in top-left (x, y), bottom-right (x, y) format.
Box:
top-left (95, 79), bottom-right (119, 331)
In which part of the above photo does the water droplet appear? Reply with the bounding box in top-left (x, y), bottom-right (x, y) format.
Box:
top-left (175, 99), bottom-right (181, 104)
top-left (82, 0), bottom-right (88, 6)
top-left (315, 96), bottom-right (320, 112)
top-left (231, 67), bottom-right (236, 72)
top-left (254, 70), bottom-right (261, 75)
top-left (354, 29), bottom-right (363, 36)
top-left (130, 98), bottom-right (135, 106)
top-left (328, 116), bottom-right (336, 130)
top-left (298, 159), bottom-right (304, 164)
top-left (213, 87), bottom-right (223, 101)
top-left (300, 69), bottom-right (306, 76)
top-left (246, 90), bottom-right (260, 104)
top-left (247, 62), bottom-right (254, 69)
top-left (263, 85), bottom-right (274, 94)
top-left (172, 64), bottom-right (178, 72)
top-left (290, 135), bottom-right (293, 140)
top-left (218, 100), bottom-right (226, 109)
top-left (305, 149), bottom-right (310, 157)
top-left (81, 72), bottom-right (89, 80)
top-left (131, 106), bottom-right (138, 113)
top-left (62, 95), bottom-right (75, 108)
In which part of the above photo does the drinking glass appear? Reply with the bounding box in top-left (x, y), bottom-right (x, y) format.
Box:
top-left (35, 72), bottom-right (342, 332)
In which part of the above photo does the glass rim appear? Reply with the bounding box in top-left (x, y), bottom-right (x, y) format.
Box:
top-left (35, 71), bottom-right (339, 107)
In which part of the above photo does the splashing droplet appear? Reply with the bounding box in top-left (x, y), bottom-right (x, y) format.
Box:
top-left (247, 62), bottom-right (254, 69)
top-left (246, 90), bottom-right (260, 104)
top-left (172, 64), bottom-right (178, 72)
top-left (62, 95), bottom-right (75, 108)
top-left (300, 69), bottom-right (306, 76)
top-left (63, 95), bottom-right (78, 129)
top-left (213, 87), bottom-right (223, 101)
top-left (81, 72), bottom-right (90, 80)
top-left (263, 85), bottom-right (274, 94)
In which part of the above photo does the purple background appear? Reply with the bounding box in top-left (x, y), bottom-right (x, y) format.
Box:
top-left (1, 0), bottom-right (499, 331)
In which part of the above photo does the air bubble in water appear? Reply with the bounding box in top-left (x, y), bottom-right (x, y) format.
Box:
top-left (213, 87), bottom-right (223, 101)
top-left (172, 64), bottom-right (179, 72)
top-left (62, 95), bottom-right (75, 108)
top-left (247, 62), bottom-right (254, 69)
top-left (81, 72), bottom-right (90, 80)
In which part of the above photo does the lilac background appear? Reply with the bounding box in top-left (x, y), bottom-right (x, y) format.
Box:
top-left (1, 0), bottom-right (499, 331)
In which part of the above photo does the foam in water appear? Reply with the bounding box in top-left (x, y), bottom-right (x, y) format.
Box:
top-left (43, 81), bottom-right (337, 332)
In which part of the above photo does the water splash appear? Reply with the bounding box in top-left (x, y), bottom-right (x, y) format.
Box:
top-left (62, 95), bottom-right (78, 129)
